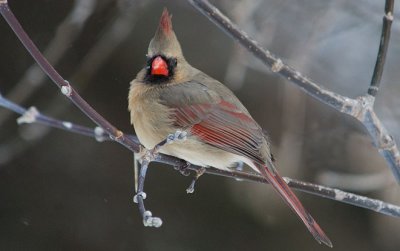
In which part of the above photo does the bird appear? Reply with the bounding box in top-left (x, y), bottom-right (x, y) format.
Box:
top-left (128, 8), bottom-right (332, 247)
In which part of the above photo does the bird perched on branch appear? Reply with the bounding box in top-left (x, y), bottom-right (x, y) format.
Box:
top-left (129, 8), bottom-right (332, 247)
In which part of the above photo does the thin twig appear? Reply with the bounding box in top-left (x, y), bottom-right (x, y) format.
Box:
top-left (368, 0), bottom-right (394, 96)
top-left (0, 2), bottom-right (139, 153)
top-left (188, 0), bottom-right (400, 182)
top-left (0, 93), bottom-right (109, 141)
top-left (188, 0), bottom-right (353, 112)
top-left (0, 0), bottom-right (148, 164)
top-left (0, 0), bottom-right (97, 125)
top-left (2, 90), bottom-right (400, 218)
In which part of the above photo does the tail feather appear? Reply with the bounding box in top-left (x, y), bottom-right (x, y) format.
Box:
top-left (254, 160), bottom-right (332, 248)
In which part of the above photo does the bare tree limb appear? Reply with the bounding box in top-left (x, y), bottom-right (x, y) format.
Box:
top-left (188, 0), bottom-right (400, 182)
top-left (0, 1), bottom-right (139, 153)
top-left (1, 93), bottom-right (400, 218)
top-left (368, 0), bottom-right (394, 96)
top-left (0, 91), bottom-right (139, 143)
top-left (0, 0), bottom-right (97, 124)
top-left (0, 0), bottom-right (149, 164)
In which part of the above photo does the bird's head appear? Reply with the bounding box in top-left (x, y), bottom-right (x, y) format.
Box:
top-left (144, 8), bottom-right (187, 84)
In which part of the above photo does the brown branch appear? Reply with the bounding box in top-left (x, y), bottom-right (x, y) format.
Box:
top-left (0, 0), bottom-right (149, 164)
top-left (0, 0), bottom-right (97, 125)
top-left (0, 1), bottom-right (139, 153)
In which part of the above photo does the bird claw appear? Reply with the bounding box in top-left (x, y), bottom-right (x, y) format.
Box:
top-left (186, 167), bottom-right (206, 194)
top-left (166, 130), bottom-right (187, 144)
top-left (174, 162), bottom-right (191, 176)
top-left (141, 130), bottom-right (188, 164)
top-left (143, 211), bottom-right (163, 227)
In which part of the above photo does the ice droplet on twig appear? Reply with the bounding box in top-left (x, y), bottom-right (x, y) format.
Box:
top-left (61, 81), bottom-right (72, 96)
top-left (62, 121), bottom-right (72, 129)
top-left (271, 59), bottom-right (283, 73)
top-left (94, 126), bottom-right (106, 142)
top-left (17, 106), bottom-right (39, 124)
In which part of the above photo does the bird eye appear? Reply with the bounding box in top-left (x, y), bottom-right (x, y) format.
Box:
top-left (172, 58), bottom-right (177, 67)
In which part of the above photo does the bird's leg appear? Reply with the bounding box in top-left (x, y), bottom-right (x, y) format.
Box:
top-left (186, 167), bottom-right (206, 194)
top-left (133, 130), bottom-right (188, 227)
top-left (186, 161), bottom-right (243, 193)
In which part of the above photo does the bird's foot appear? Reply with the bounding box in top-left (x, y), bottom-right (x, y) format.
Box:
top-left (174, 162), bottom-right (191, 177)
top-left (166, 130), bottom-right (187, 144)
top-left (141, 130), bottom-right (188, 163)
top-left (186, 167), bottom-right (206, 194)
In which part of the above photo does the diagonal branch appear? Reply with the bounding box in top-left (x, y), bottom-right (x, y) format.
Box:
top-left (0, 1), bottom-right (139, 153)
top-left (0, 0), bottom-right (149, 165)
top-left (188, 0), bottom-right (353, 112)
top-left (0, 0), bottom-right (97, 125)
top-left (1, 93), bottom-right (400, 218)
top-left (188, 0), bottom-right (400, 182)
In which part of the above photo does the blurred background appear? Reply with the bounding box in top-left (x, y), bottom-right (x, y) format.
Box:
top-left (0, 0), bottom-right (400, 250)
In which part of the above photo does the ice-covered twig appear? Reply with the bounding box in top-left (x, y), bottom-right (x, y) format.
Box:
top-left (0, 2), bottom-right (140, 153)
top-left (0, 92), bottom-right (110, 141)
top-left (0, 0), bottom-right (148, 164)
top-left (134, 156), bottom-right (162, 228)
top-left (133, 132), bottom-right (187, 228)
top-left (286, 177), bottom-right (400, 218)
top-left (2, 92), bottom-right (399, 218)
top-left (188, 0), bottom-right (400, 182)
top-left (0, 0), bottom-right (97, 125)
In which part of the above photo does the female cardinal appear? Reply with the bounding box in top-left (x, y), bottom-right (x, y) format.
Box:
top-left (129, 8), bottom-right (332, 247)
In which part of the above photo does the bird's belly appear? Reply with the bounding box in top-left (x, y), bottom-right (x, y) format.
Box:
top-left (160, 139), bottom-right (245, 171)
top-left (129, 84), bottom-right (249, 170)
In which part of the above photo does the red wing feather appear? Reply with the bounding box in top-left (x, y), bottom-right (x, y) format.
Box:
top-left (173, 101), bottom-right (265, 163)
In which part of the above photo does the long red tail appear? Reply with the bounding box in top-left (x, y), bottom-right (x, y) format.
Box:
top-left (254, 160), bottom-right (332, 248)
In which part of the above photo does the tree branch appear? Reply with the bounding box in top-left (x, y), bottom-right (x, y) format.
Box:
top-left (0, 0), bottom-right (150, 165)
top-left (368, 0), bottom-right (394, 96)
top-left (1, 93), bottom-right (400, 218)
top-left (0, 0), bottom-right (97, 125)
top-left (188, 0), bottom-right (400, 182)
top-left (0, 1), bottom-right (139, 153)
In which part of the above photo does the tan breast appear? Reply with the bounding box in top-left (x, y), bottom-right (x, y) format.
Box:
top-left (128, 80), bottom-right (174, 149)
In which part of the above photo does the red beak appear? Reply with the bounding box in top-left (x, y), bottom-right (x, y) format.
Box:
top-left (151, 56), bottom-right (169, 76)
